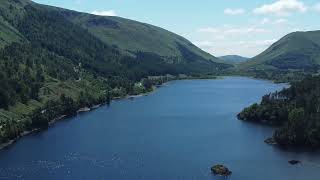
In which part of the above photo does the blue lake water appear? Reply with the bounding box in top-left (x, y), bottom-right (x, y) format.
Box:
top-left (1, 77), bottom-right (320, 180)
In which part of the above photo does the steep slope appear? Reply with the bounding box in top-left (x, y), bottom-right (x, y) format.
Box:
top-left (240, 31), bottom-right (320, 71)
top-left (0, 0), bottom-right (230, 144)
top-left (219, 55), bottom-right (249, 64)
top-left (60, 11), bottom-right (220, 64)
top-left (1, 0), bottom-right (231, 76)
top-left (0, 17), bottom-right (24, 48)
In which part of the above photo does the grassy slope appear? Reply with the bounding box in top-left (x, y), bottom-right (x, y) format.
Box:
top-left (58, 10), bottom-right (220, 63)
top-left (32, 2), bottom-right (231, 73)
top-left (219, 55), bottom-right (249, 64)
top-left (239, 31), bottom-right (320, 71)
top-left (0, 17), bottom-right (24, 48)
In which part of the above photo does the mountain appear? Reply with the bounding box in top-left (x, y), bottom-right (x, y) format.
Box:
top-left (219, 55), bottom-right (249, 64)
top-left (43, 2), bottom-right (226, 68)
top-left (240, 31), bottom-right (320, 71)
top-left (62, 12), bottom-right (217, 63)
top-left (1, 0), bottom-right (230, 74)
top-left (0, 0), bottom-right (231, 144)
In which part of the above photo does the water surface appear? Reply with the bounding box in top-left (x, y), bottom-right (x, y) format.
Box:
top-left (1, 77), bottom-right (320, 180)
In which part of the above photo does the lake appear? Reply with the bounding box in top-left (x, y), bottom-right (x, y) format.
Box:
top-left (1, 77), bottom-right (320, 180)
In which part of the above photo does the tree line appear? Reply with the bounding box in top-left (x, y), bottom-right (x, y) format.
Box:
top-left (238, 75), bottom-right (320, 148)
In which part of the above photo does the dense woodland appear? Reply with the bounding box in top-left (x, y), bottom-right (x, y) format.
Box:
top-left (238, 75), bottom-right (320, 148)
top-left (248, 69), bottom-right (311, 83)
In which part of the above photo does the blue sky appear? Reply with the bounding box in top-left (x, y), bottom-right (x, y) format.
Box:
top-left (33, 0), bottom-right (320, 57)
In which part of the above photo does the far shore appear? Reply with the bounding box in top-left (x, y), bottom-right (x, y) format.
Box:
top-left (0, 75), bottom-right (271, 151)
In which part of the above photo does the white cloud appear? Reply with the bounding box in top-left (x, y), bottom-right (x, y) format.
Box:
top-left (194, 41), bottom-right (215, 47)
top-left (254, 39), bottom-right (277, 46)
top-left (313, 3), bottom-right (320, 12)
top-left (195, 25), bottom-right (275, 56)
top-left (198, 26), bottom-right (268, 35)
top-left (224, 8), bottom-right (246, 15)
top-left (231, 39), bottom-right (277, 47)
top-left (259, 18), bottom-right (289, 25)
top-left (254, 0), bottom-right (307, 16)
top-left (194, 1), bottom-right (312, 57)
top-left (225, 27), bottom-right (268, 34)
top-left (198, 27), bottom-right (219, 33)
top-left (260, 18), bottom-right (270, 25)
top-left (273, 18), bottom-right (288, 24)
top-left (194, 19), bottom-right (300, 57)
top-left (91, 10), bottom-right (117, 16)
top-left (194, 39), bottom-right (277, 57)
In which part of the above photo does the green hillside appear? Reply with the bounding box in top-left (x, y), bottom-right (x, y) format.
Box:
top-left (0, 0), bottom-right (231, 144)
top-left (235, 31), bottom-right (320, 82)
top-left (0, 17), bottom-right (24, 48)
top-left (219, 55), bottom-right (249, 64)
top-left (60, 11), bottom-right (218, 63)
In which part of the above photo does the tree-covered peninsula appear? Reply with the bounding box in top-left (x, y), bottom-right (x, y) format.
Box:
top-left (238, 75), bottom-right (320, 148)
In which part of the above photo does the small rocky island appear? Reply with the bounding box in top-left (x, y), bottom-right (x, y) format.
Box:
top-left (264, 138), bottom-right (277, 145)
top-left (288, 160), bottom-right (301, 165)
top-left (211, 164), bottom-right (232, 176)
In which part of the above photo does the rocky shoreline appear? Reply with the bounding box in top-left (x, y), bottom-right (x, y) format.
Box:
top-left (0, 82), bottom-right (165, 151)
top-left (0, 77), bottom-right (218, 151)
top-left (265, 138), bottom-right (277, 145)
top-left (0, 128), bottom-right (40, 150)
top-left (0, 105), bottom-right (103, 150)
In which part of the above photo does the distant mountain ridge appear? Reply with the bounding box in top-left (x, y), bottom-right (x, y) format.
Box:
top-left (234, 30), bottom-right (320, 82)
top-left (219, 55), bottom-right (249, 64)
top-left (239, 31), bottom-right (320, 71)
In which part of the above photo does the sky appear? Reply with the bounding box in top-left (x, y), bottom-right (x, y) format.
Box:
top-left (33, 0), bottom-right (320, 58)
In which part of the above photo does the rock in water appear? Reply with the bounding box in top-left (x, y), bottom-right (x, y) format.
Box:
top-left (288, 160), bottom-right (301, 165)
top-left (264, 138), bottom-right (277, 145)
top-left (211, 164), bottom-right (232, 176)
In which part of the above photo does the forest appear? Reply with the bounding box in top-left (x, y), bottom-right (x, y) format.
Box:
top-left (238, 75), bottom-right (320, 148)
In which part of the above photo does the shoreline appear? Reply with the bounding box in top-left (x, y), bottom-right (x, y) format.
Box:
top-left (0, 128), bottom-right (41, 150)
top-left (0, 106), bottom-right (99, 150)
top-left (0, 76), bottom-right (256, 151)
top-left (0, 78), bottom-right (173, 151)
